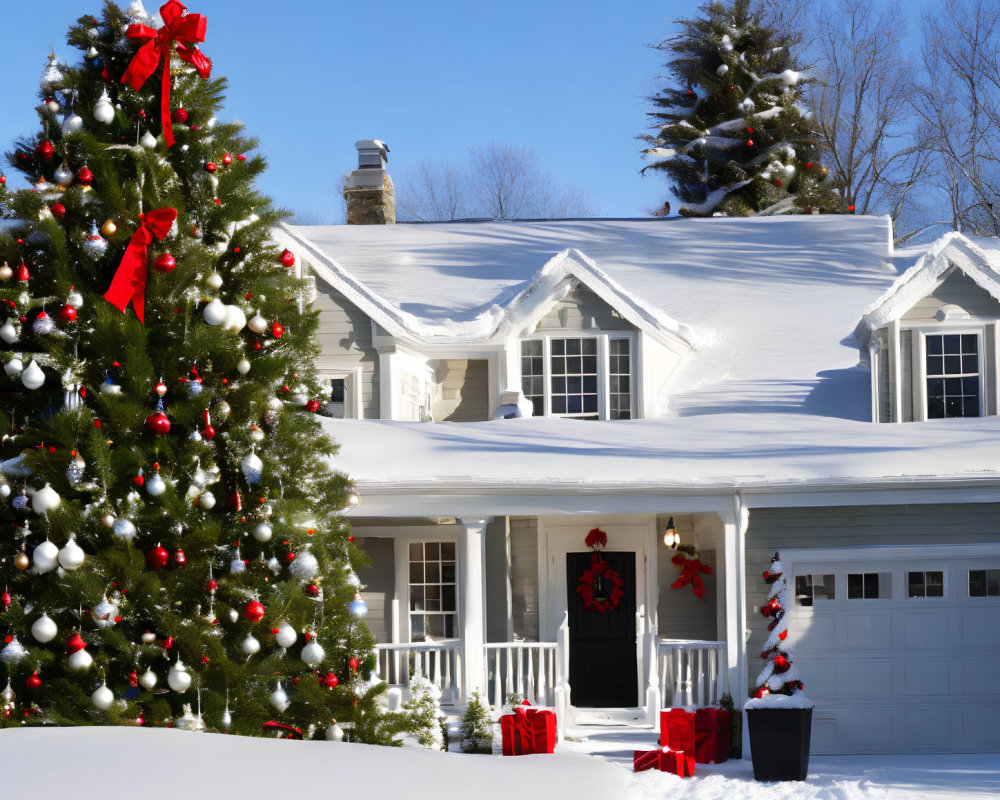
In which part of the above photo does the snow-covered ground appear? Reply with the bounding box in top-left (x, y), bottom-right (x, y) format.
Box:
top-left (3, 723), bottom-right (997, 800)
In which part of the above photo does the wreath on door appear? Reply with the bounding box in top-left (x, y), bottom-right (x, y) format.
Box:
top-left (576, 528), bottom-right (625, 613)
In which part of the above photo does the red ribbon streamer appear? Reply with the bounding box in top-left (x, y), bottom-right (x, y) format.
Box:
top-left (104, 208), bottom-right (177, 325)
top-left (121, 1), bottom-right (211, 148)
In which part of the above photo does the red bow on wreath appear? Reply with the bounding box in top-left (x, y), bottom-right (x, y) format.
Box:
top-left (670, 553), bottom-right (713, 599)
top-left (121, 0), bottom-right (212, 148)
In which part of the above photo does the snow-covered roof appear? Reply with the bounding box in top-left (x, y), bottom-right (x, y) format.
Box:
top-left (857, 232), bottom-right (1000, 338)
top-left (288, 215), bottom-right (903, 417)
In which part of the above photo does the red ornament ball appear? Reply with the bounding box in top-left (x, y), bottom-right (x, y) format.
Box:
top-left (284, 551), bottom-right (297, 564)
top-left (146, 545), bottom-right (170, 570)
top-left (848, 205), bottom-right (856, 212)
top-left (34, 140), bottom-right (55, 161)
top-left (154, 381), bottom-right (168, 397)
top-left (145, 411), bottom-right (171, 435)
top-left (132, 473), bottom-right (145, 487)
top-left (16, 262), bottom-right (30, 282)
top-left (66, 632), bottom-right (86, 654)
top-left (76, 166), bottom-right (94, 185)
top-left (171, 107), bottom-right (188, 123)
top-left (772, 654), bottom-right (790, 673)
top-left (320, 671), bottom-right (339, 689)
top-left (271, 322), bottom-right (284, 339)
top-left (304, 399), bottom-right (321, 413)
top-left (204, 162), bottom-right (217, 173)
top-left (805, 162), bottom-right (813, 169)
top-left (349, 657), bottom-right (360, 671)
top-left (279, 249), bottom-right (295, 268)
top-left (58, 304), bottom-right (77, 323)
top-left (222, 153), bottom-right (233, 166)
top-left (201, 423), bottom-right (216, 440)
top-left (50, 203), bottom-right (66, 219)
top-left (746, 139), bottom-right (754, 147)
top-left (252, 340), bottom-right (263, 351)
top-left (0, 175), bottom-right (6, 185)
top-left (173, 549), bottom-right (187, 567)
top-left (26, 672), bottom-right (42, 689)
top-left (206, 579), bottom-right (218, 592)
top-left (237, 154), bottom-right (246, 162)
top-left (306, 583), bottom-right (320, 597)
top-left (245, 600), bottom-right (266, 622)
top-left (153, 253), bottom-right (176, 273)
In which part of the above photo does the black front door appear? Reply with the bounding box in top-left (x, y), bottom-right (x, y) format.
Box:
top-left (566, 551), bottom-right (638, 707)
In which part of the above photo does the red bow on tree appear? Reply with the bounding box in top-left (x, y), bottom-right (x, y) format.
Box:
top-left (121, 1), bottom-right (212, 148)
top-left (670, 553), bottom-right (713, 599)
top-left (104, 208), bottom-right (177, 325)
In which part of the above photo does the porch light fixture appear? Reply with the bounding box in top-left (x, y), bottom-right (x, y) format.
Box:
top-left (663, 517), bottom-right (680, 549)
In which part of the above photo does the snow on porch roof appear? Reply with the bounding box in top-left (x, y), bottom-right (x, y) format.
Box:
top-left (322, 414), bottom-right (1000, 497)
top-left (288, 215), bottom-right (904, 416)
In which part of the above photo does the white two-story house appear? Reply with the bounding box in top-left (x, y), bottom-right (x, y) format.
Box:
top-left (276, 141), bottom-right (1000, 756)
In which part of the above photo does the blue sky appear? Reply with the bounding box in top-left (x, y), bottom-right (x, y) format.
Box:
top-left (0, 0), bottom-right (707, 222)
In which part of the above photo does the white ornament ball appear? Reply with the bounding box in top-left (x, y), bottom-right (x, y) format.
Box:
top-left (0, 680), bottom-right (13, 703)
top-left (227, 608), bottom-right (239, 623)
top-left (31, 613), bottom-right (57, 643)
top-left (301, 640), bottom-right (325, 667)
top-left (252, 521), bottom-right (272, 542)
top-left (140, 131), bottom-right (157, 149)
top-left (139, 668), bottom-right (158, 690)
top-left (325, 720), bottom-right (345, 741)
top-left (236, 358), bottom-right (251, 375)
top-left (57, 536), bottom-right (85, 570)
top-left (269, 682), bottom-right (289, 712)
top-left (21, 359), bottom-right (45, 390)
top-left (62, 113), bottom-right (84, 134)
top-left (92, 683), bottom-right (114, 710)
top-left (31, 483), bottom-right (61, 514)
top-left (68, 648), bottom-right (93, 671)
top-left (140, 631), bottom-right (156, 644)
top-left (93, 90), bottom-right (115, 124)
top-left (0, 483), bottom-right (9, 498)
top-left (205, 271), bottom-right (223, 290)
top-left (112, 518), bottom-right (137, 540)
top-left (32, 539), bottom-right (59, 573)
top-left (247, 311), bottom-right (268, 335)
top-left (146, 472), bottom-right (167, 497)
top-left (250, 425), bottom-right (264, 443)
top-left (241, 633), bottom-right (261, 655)
top-left (229, 554), bottom-right (245, 575)
top-left (199, 491), bottom-right (216, 510)
top-left (1, 638), bottom-right (28, 664)
top-left (33, 314), bottom-right (55, 335)
top-left (202, 298), bottom-right (227, 326)
top-left (67, 289), bottom-right (84, 308)
top-left (274, 623), bottom-right (297, 649)
top-left (288, 551), bottom-right (319, 581)
top-left (223, 305), bottom-right (246, 332)
top-left (0, 321), bottom-right (18, 345)
top-left (93, 597), bottom-right (118, 627)
top-left (241, 452), bottom-right (263, 485)
top-left (168, 660), bottom-right (192, 693)
top-left (4, 357), bottom-right (22, 376)
top-left (53, 164), bottom-right (74, 186)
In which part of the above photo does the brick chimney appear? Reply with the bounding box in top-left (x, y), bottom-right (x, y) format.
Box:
top-left (343, 139), bottom-right (395, 225)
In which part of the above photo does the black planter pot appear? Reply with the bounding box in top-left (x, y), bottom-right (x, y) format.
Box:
top-left (746, 707), bottom-right (812, 782)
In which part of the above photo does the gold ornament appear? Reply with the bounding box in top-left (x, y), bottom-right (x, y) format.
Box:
top-left (100, 219), bottom-right (118, 237)
top-left (14, 551), bottom-right (30, 571)
top-left (101, 513), bottom-right (116, 528)
top-left (0, 262), bottom-right (12, 281)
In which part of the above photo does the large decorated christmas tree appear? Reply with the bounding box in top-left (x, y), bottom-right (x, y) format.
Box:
top-left (641, 0), bottom-right (841, 217)
top-left (0, 0), bottom-right (394, 740)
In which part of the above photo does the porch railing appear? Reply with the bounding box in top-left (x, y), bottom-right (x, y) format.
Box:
top-left (375, 640), bottom-right (463, 705)
top-left (654, 638), bottom-right (729, 710)
top-left (484, 642), bottom-right (560, 707)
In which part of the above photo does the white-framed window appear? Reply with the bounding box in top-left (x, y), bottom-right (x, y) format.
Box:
top-left (847, 571), bottom-right (892, 599)
top-left (907, 570), bottom-right (944, 598)
top-left (519, 333), bottom-right (634, 420)
top-left (794, 573), bottom-right (835, 606)
top-left (317, 369), bottom-right (363, 419)
top-left (923, 331), bottom-right (982, 418)
top-left (408, 541), bottom-right (457, 640)
top-left (969, 569), bottom-right (1000, 597)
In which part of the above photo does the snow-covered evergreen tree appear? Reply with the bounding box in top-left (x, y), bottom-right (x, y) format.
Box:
top-left (460, 689), bottom-right (494, 754)
top-left (642, 0), bottom-right (840, 216)
top-left (753, 552), bottom-right (806, 699)
top-left (403, 671), bottom-right (447, 750)
top-left (0, 0), bottom-right (395, 741)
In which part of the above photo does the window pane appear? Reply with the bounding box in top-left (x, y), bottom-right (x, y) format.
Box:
top-left (795, 575), bottom-right (813, 606)
top-left (583, 376), bottom-right (597, 393)
top-left (962, 355), bottom-right (978, 373)
top-left (961, 333), bottom-right (978, 351)
top-left (426, 616), bottom-right (444, 637)
top-left (863, 572), bottom-right (879, 598)
top-left (410, 586), bottom-right (424, 611)
top-left (583, 395), bottom-right (598, 412)
top-left (926, 571), bottom-right (944, 597)
top-left (582, 356), bottom-right (597, 373)
top-left (425, 562), bottom-right (439, 583)
top-left (567, 356), bottom-right (582, 374)
top-left (582, 338), bottom-right (597, 355)
top-left (926, 356), bottom-right (944, 376)
top-left (989, 570), bottom-right (1000, 596)
top-left (521, 340), bottom-right (542, 357)
top-left (567, 376), bottom-right (581, 393)
top-left (552, 377), bottom-right (566, 394)
top-left (409, 562), bottom-right (423, 583)
top-left (551, 339), bottom-right (564, 355)
top-left (568, 395), bottom-right (582, 413)
top-left (566, 338), bottom-right (580, 355)
top-left (441, 542), bottom-right (455, 560)
top-left (969, 570), bottom-right (987, 597)
top-left (444, 614), bottom-right (455, 638)
top-left (944, 356), bottom-right (961, 374)
top-left (908, 571), bottom-right (925, 598)
top-left (441, 563), bottom-right (455, 582)
top-left (552, 396), bottom-right (566, 413)
top-left (926, 335), bottom-right (943, 355)
top-left (425, 542), bottom-right (439, 559)
top-left (817, 574), bottom-right (835, 600)
top-left (409, 542), bottom-right (423, 560)
top-left (848, 573), bottom-right (863, 599)
top-left (442, 585), bottom-right (456, 610)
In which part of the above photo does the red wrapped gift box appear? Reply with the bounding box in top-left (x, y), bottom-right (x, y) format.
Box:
top-left (632, 748), bottom-right (695, 776)
top-left (500, 700), bottom-right (556, 755)
top-left (659, 708), bottom-right (695, 753)
top-left (694, 708), bottom-right (732, 764)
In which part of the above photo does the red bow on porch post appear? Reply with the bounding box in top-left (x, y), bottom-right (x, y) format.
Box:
top-left (104, 207), bottom-right (177, 325)
top-left (121, 1), bottom-right (212, 148)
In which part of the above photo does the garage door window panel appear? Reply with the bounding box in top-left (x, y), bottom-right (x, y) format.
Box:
top-left (795, 573), bottom-right (835, 606)
top-left (907, 570), bottom-right (944, 598)
top-left (969, 569), bottom-right (1000, 597)
top-left (847, 572), bottom-right (892, 599)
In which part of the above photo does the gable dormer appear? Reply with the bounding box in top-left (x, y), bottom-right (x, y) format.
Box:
top-left (858, 234), bottom-right (1000, 423)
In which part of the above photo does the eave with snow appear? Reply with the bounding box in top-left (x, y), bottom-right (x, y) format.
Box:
top-left (283, 202), bottom-right (1000, 757)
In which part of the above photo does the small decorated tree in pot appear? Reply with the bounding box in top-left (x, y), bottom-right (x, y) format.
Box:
top-left (744, 552), bottom-right (813, 781)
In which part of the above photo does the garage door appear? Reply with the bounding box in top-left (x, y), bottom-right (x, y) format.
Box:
top-left (783, 547), bottom-right (1000, 755)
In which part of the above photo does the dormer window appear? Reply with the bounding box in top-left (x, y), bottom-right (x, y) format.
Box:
top-left (924, 332), bottom-right (981, 418)
top-left (519, 334), bottom-right (633, 420)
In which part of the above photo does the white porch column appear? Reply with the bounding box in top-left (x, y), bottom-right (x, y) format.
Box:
top-left (723, 493), bottom-right (750, 752)
top-left (459, 517), bottom-right (491, 702)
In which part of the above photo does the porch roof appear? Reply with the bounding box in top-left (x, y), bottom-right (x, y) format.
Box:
top-left (322, 414), bottom-right (1000, 512)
